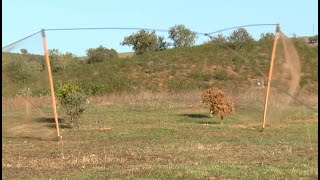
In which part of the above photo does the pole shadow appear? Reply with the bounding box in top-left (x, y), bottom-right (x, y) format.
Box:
top-left (33, 117), bottom-right (72, 129)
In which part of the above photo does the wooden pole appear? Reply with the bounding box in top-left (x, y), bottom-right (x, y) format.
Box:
top-left (41, 29), bottom-right (61, 140)
top-left (262, 24), bottom-right (280, 131)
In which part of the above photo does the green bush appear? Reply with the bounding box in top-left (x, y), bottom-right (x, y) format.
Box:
top-left (49, 49), bottom-right (77, 72)
top-left (169, 24), bottom-right (197, 47)
top-left (227, 28), bottom-right (254, 50)
top-left (6, 60), bottom-right (32, 83)
top-left (56, 82), bottom-right (87, 129)
top-left (121, 30), bottom-right (169, 54)
top-left (208, 34), bottom-right (227, 44)
top-left (49, 49), bottom-right (63, 72)
top-left (86, 46), bottom-right (118, 64)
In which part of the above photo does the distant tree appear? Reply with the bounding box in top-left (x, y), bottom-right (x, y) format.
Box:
top-left (259, 32), bottom-right (275, 48)
top-left (49, 48), bottom-right (61, 56)
top-left (48, 49), bottom-right (64, 72)
top-left (168, 24), bottom-right (197, 47)
top-left (121, 30), bottom-right (169, 54)
top-left (48, 49), bottom-right (78, 71)
top-left (20, 49), bottom-right (28, 54)
top-left (86, 46), bottom-right (118, 63)
top-left (208, 34), bottom-right (227, 44)
top-left (259, 32), bottom-right (275, 41)
top-left (292, 33), bottom-right (298, 39)
top-left (121, 30), bottom-right (158, 54)
top-left (157, 36), bottom-right (170, 51)
top-left (64, 52), bottom-right (75, 58)
top-left (228, 28), bottom-right (254, 49)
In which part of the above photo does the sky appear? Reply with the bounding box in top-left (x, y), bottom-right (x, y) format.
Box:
top-left (2, 0), bottom-right (318, 56)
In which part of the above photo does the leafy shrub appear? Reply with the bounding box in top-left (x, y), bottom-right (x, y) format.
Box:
top-left (259, 32), bottom-right (275, 41)
top-left (56, 82), bottom-right (87, 129)
top-left (227, 28), bottom-right (254, 49)
top-left (208, 34), bottom-right (227, 44)
top-left (49, 49), bottom-right (77, 72)
top-left (121, 30), bottom-right (169, 54)
top-left (86, 46), bottom-right (118, 64)
top-left (259, 32), bottom-right (275, 49)
top-left (201, 88), bottom-right (234, 124)
top-left (157, 36), bottom-right (171, 51)
top-left (169, 24), bottom-right (197, 47)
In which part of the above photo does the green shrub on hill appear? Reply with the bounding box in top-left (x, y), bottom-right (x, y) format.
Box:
top-left (86, 46), bottom-right (118, 64)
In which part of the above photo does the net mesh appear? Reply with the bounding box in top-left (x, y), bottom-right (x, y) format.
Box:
top-left (2, 31), bottom-right (57, 140)
top-left (266, 32), bottom-right (302, 124)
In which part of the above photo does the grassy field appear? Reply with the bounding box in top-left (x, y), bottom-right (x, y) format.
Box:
top-left (2, 92), bottom-right (318, 179)
top-left (2, 35), bottom-right (318, 179)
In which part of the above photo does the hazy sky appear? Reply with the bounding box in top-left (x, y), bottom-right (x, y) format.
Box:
top-left (2, 0), bottom-right (318, 55)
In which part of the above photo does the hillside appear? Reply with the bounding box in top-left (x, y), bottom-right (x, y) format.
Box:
top-left (2, 38), bottom-right (318, 97)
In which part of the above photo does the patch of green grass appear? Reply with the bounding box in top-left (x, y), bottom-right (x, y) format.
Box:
top-left (189, 71), bottom-right (212, 82)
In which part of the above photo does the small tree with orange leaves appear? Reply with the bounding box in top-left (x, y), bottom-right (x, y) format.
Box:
top-left (201, 88), bottom-right (234, 124)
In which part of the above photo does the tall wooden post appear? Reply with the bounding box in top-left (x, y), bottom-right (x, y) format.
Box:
top-left (41, 29), bottom-right (61, 140)
top-left (262, 24), bottom-right (280, 131)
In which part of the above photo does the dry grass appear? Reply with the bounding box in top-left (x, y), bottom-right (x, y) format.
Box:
top-left (2, 96), bottom-right (52, 111)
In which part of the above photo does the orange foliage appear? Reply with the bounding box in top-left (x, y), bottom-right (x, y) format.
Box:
top-left (201, 88), bottom-right (234, 123)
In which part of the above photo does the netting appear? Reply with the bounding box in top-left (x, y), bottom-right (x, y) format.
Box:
top-left (264, 31), bottom-right (317, 127)
top-left (205, 28), bottom-right (318, 129)
top-left (2, 25), bottom-right (318, 141)
top-left (265, 32), bottom-right (302, 125)
top-left (2, 31), bottom-right (57, 140)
